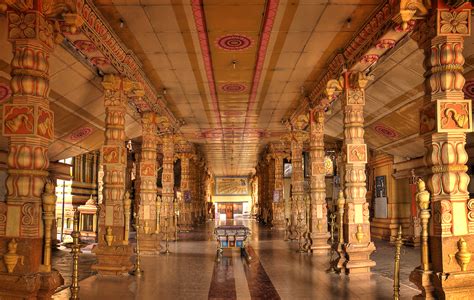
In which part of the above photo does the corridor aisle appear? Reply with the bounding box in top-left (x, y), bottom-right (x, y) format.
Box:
top-left (53, 220), bottom-right (418, 300)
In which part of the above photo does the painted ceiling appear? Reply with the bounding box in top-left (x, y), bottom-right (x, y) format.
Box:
top-left (0, 1), bottom-right (474, 176)
top-left (92, 0), bottom-right (384, 176)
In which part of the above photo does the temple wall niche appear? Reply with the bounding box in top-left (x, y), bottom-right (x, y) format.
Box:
top-left (369, 153), bottom-right (414, 242)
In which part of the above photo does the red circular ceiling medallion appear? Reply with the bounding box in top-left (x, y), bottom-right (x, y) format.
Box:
top-left (374, 124), bottom-right (399, 139)
top-left (69, 127), bottom-right (93, 142)
top-left (0, 83), bottom-right (11, 103)
top-left (216, 35), bottom-right (253, 51)
top-left (463, 79), bottom-right (474, 99)
top-left (220, 83), bottom-right (248, 93)
top-left (73, 40), bottom-right (97, 53)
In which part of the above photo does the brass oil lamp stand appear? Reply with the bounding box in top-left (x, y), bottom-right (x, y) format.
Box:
top-left (70, 210), bottom-right (86, 300)
top-left (161, 216), bottom-right (171, 255)
top-left (326, 212), bottom-right (338, 274)
top-left (131, 212), bottom-right (143, 277)
top-left (393, 225), bottom-right (403, 300)
top-left (329, 213), bottom-right (336, 245)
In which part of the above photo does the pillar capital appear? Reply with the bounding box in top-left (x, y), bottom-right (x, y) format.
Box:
top-left (102, 75), bottom-right (136, 109)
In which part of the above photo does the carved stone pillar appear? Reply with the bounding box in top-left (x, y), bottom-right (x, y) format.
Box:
top-left (178, 151), bottom-right (193, 230)
top-left (0, 5), bottom-right (65, 298)
top-left (272, 152), bottom-right (285, 230)
top-left (290, 125), bottom-right (309, 250)
top-left (135, 111), bottom-right (160, 255)
top-left (160, 132), bottom-right (176, 238)
top-left (266, 154), bottom-right (275, 225)
top-left (310, 110), bottom-right (330, 255)
top-left (91, 75), bottom-right (134, 275)
top-left (410, 4), bottom-right (474, 298)
top-left (341, 72), bottom-right (376, 274)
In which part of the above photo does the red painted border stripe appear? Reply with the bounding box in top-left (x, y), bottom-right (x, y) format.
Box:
top-left (191, 0), bottom-right (223, 129)
top-left (245, 0), bottom-right (279, 124)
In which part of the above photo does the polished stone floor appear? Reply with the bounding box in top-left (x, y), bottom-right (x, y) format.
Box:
top-left (53, 219), bottom-right (419, 300)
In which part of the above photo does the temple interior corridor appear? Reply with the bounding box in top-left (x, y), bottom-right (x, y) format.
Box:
top-left (51, 219), bottom-right (420, 300)
top-left (2, 0), bottom-right (474, 299)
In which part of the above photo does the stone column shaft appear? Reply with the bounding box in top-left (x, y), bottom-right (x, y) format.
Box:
top-left (92, 75), bottom-right (134, 275)
top-left (290, 130), bottom-right (309, 249)
top-left (410, 6), bottom-right (474, 298)
top-left (178, 152), bottom-right (193, 230)
top-left (160, 133), bottom-right (176, 237)
top-left (272, 154), bottom-right (285, 229)
top-left (0, 7), bottom-right (63, 298)
top-left (341, 72), bottom-right (375, 274)
top-left (310, 110), bottom-right (330, 254)
top-left (136, 111), bottom-right (160, 254)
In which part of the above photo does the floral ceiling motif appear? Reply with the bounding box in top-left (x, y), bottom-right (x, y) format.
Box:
top-left (373, 123), bottom-right (400, 139)
top-left (68, 127), bottom-right (94, 142)
top-left (220, 83), bottom-right (248, 93)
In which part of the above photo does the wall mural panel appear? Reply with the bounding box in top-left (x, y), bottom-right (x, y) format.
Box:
top-left (215, 177), bottom-right (249, 196)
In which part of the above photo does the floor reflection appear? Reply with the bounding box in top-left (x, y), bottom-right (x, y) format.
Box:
top-left (53, 219), bottom-right (419, 300)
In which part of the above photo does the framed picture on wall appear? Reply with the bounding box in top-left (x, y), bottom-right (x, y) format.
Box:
top-left (375, 175), bottom-right (386, 198)
top-left (284, 163), bottom-right (292, 178)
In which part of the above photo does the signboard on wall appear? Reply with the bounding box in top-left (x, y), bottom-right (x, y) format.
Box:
top-left (215, 177), bottom-right (249, 196)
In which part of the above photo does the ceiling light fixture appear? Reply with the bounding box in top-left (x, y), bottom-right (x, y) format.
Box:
top-left (119, 18), bottom-right (125, 29)
top-left (232, 60), bottom-right (237, 70)
top-left (346, 17), bottom-right (352, 29)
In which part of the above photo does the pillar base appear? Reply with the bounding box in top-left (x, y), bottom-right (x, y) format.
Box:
top-left (91, 244), bottom-right (134, 275)
top-left (178, 224), bottom-right (193, 232)
top-left (139, 233), bottom-right (161, 256)
top-left (409, 267), bottom-right (436, 299)
top-left (272, 221), bottom-right (285, 231)
top-left (343, 242), bottom-right (376, 274)
top-left (311, 232), bottom-right (331, 255)
top-left (0, 270), bottom-right (63, 300)
top-left (431, 270), bottom-right (474, 299)
top-left (334, 243), bottom-right (346, 272)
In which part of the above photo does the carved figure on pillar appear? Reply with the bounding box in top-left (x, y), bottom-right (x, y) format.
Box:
top-left (91, 75), bottom-right (135, 275)
top-left (341, 71), bottom-right (376, 274)
top-left (309, 109), bottom-right (331, 255)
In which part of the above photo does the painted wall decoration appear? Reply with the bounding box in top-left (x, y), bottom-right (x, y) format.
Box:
top-left (215, 177), bottom-right (249, 195)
